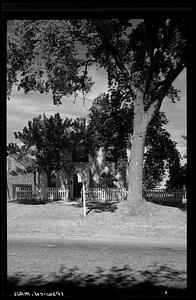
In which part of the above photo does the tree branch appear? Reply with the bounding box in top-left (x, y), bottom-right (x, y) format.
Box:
top-left (143, 20), bottom-right (155, 93)
top-left (96, 21), bottom-right (136, 95)
top-left (8, 153), bottom-right (36, 173)
top-left (81, 60), bottom-right (90, 90)
top-left (146, 61), bottom-right (185, 123)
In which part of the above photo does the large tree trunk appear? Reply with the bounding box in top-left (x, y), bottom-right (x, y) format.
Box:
top-left (126, 91), bottom-right (149, 212)
top-left (127, 122), bottom-right (147, 208)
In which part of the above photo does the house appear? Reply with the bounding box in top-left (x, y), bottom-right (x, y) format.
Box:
top-left (7, 118), bottom-right (126, 201)
top-left (7, 147), bottom-right (126, 201)
top-left (34, 117), bottom-right (125, 200)
top-left (7, 153), bottom-right (37, 200)
top-left (53, 146), bottom-right (126, 200)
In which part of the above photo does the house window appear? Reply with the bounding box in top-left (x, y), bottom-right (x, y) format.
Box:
top-left (72, 147), bottom-right (89, 162)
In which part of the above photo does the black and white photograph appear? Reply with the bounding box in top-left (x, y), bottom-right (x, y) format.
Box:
top-left (2, 2), bottom-right (191, 298)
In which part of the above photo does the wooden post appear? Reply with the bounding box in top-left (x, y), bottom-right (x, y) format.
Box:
top-left (82, 181), bottom-right (86, 217)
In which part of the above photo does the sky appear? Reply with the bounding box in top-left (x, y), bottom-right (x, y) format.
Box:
top-left (161, 68), bottom-right (187, 163)
top-left (7, 66), bottom-right (187, 165)
top-left (7, 18), bottom-right (187, 165)
top-left (7, 66), bottom-right (107, 142)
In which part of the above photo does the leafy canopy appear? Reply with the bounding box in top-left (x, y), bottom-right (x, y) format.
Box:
top-left (8, 113), bottom-right (85, 178)
top-left (7, 20), bottom-right (94, 104)
top-left (87, 90), bottom-right (181, 188)
top-left (7, 19), bottom-right (186, 108)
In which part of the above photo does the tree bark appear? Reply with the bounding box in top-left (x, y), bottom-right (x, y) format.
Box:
top-left (127, 91), bottom-right (148, 211)
top-left (127, 122), bottom-right (147, 208)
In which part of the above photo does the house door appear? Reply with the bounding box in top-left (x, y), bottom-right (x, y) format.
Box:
top-left (73, 174), bottom-right (82, 198)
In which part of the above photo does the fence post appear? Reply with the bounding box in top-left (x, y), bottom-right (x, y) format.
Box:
top-left (103, 189), bottom-right (106, 202)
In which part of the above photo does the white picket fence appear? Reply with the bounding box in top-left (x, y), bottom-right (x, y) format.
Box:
top-left (143, 188), bottom-right (187, 204)
top-left (16, 187), bottom-right (69, 201)
top-left (15, 186), bottom-right (126, 203)
top-left (85, 187), bottom-right (187, 204)
top-left (86, 187), bottom-right (127, 202)
top-left (15, 186), bottom-right (33, 200)
top-left (39, 187), bottom-right (69, 201)
top-left (15, 186), bottom-right (187, 205)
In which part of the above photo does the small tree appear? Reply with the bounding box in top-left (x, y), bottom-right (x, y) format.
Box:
top-left (7, 19), bottom-right (187, 215)
top-left (87, 90), bottom-right (180, 189)
top-left (10, 113), bottom-right (82, 187)
top-left (166, 146), bottom-right (187, 189)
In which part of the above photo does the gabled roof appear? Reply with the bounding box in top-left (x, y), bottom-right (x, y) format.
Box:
top-left (8, 153), bottom-right (36, 169)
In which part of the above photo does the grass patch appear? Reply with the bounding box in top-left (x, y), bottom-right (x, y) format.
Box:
top-left (7, 199), bottom-right (186, 242)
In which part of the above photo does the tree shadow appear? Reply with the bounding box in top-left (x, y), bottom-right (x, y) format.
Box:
top-left (8, 199), bottom-right (48, 205)
top-left (8, 198), bottom-right (65, 205)
top-left (155, 202), bottom-right (187, 212)
top-left (87, 206), bottom-right (117, 214)
top-left (6, 264), bottom-right (187, 297)
top-left (71, 201), bottom-right (118, 213)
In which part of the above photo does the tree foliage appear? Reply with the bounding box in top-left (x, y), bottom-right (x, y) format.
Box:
top-left (7, 19), bottom-right (187, 211)
top-left (7, 19), bottom-right (186, 105)
top-left (165, 135), bottom-right (187, 189)
top-left (7, 20), bottom-right (94, 104)
top-left (8, 113), bottom-right (85, 187)
top-left (7, 142), bottom-right (37, 175)
top-left (71, 19), bottom-right (186, 106)
top-left (166, 148), bottom-right (187, 189)
top-left (87, 90), bottom-right (181, 188)
top-left (87, 90), bottom-right (133, 161)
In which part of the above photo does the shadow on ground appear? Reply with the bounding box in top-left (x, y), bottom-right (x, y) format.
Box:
top-left (7, 264), bottom-right (187, 297)
top-left (8, 199), bottom-right (187, 213)
top-left (71, 202), bottom-right (118, 213)
top-left (156, 202), bottom-right (187, 212)
top-left (8, 199), bottom-right (56, 205)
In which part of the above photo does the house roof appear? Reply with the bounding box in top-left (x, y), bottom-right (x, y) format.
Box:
top-left (8, 153), bottom-right (36, 169)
